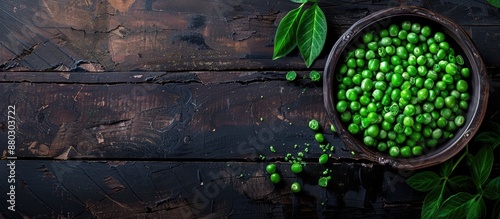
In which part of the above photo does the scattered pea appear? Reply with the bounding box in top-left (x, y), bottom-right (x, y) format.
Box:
top-left (315, 133), bottom-right (325, 143)
top-left (319, 154), bottom-right (329, 164)
top-left (291, 163), bottom-right (303, 174)
top-left (286, 71), bottom-right (297, 81)
top-left (270, 173), bottom-right (281, 184)
top-left (291, 182), bottom-right (301, 193)
top-left (309, 119), bottom-right (320, 131)
top-left (310, 70), bottom-right (321, 82)
top-left (269, 146), bottom-right (276, 153)
top-left (266, 164), bottom-right (277, 174)
top-left (318, 176), bottom-right (331, 187)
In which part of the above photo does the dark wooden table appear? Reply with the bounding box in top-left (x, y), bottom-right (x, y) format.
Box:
top-left (1, 0), bottom-right (499, 218)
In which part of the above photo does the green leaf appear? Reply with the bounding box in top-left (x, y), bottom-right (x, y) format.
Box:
top-left (296, 3), bottom-right (327, 68)
top-left (475, 131), bottom-right (500, 149)
top-left (484, 176), bottom-right (500, 200)
top-left (440, 159), bottom-right (454, 177)
top-left (437, 192), bottom-right (476, 218)
top-left (471, 145), bottom-right (494, 187)
top-left (290, 0), bottom-right (308, 3)
top-left (273, 6), bottom-right (303, 60)
top-left (493, 199), bottom-right (500, 219)
top-left (488, 0), bottom-right (500, 8)
top-left (406, 171), bottom-right (442, 192)
top-left (422, 185), bottom-right (448, 219)
top-left (466, 196), bottom-right (486, 219)
top-left (490, 121), bottom-right (500, 133)
top-left (449, 175), bottom-right (475, 193)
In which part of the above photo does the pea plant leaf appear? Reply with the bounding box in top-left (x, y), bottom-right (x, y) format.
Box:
top-left (490, 121), bottom-right (500, 133)
top-left (475, 131), bottom-right (500, 149)
top-left (484, 176), bottom-right (500, 200)
top-left (449, 175), bottom-right (475, 193)
top-left (471, 145), bottom-right (494, 187)
top-left (406, 171), bottom-right (442, 192)
top-left (437, 192), bottom-right (476, 219)
top-left (273, 6), bottom-right (303, 60)
top-left (493, 199), bottom-right (500, 219)
top-left (296, 3), bottom-right (327, 68)
top-left (466, 196), bottom-right (486, 219)
top-left (290, 0), bottom-right (308, 3)
top-left (440, 159), bottom-right (454, 178)
top-left (422, 185), bottom-right (448, 219)
top-left (488, 0), bottom-right (500, 8)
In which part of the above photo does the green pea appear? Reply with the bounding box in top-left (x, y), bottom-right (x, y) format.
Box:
top-left (348, 123), bottom-right (360, 134)
top-left (362, 32), bottom-right (374, 44)
top-left (270, 173), bottom-right (281, 184)
top-left (389, 146), bottom-right (399, 157)
top-left (437, 117), bottom-right (448, 128)
top-left (346, 89), bottom-right (358, 101)
top-left (432, 128), bottom-right (443, 139)
top-left (434, 32), bottom-right (445, 42)
top-left (411, 23), bottom-right (421, 33)
top-left (412, 146), bottom-right (423, 156)
top-left (266, 164), bottom-right (277, 174)
top-left (400, 146), bottom-right (412, 157)
top-left (315, 133), bottom-right (325, 143)
top-left (459, 100), bottom-right (468, 110)
top-left (391, 73), bottom-right (403, 87)
top-left (367, 59), bottom-right (380, 72)
top-left (340, 111), bottom-right (352, 122)
top-left (396, 46), bottom-right (408, 59)
top-left (401, 21), bottom-right (411, 31)
top-left (389, 24), bottom-right (399, 36)
top-left (367, 41), bottom-right (379, 51)
top-left (336, 100), bottom-right (348, 113)
top-left (445, 63), bottom-right (458, 75)
top-left (377, 142), bottom-right (388, 152)
top-left (363, 136), bottom-right (376, 147)
top-left (309, 119), bottom-right (320, 131)
top-left (386, 46), bottom-right (396, 55)
top-left (350, 101), bottom-right (361, 113)
top-left (455, 115), bottom-right (465, 127)
top-left (444, 96), bottom-right (456, 108)
top-left (421, 26), bottom-right (431, 37)
top-left (436, 49), bottom-right (446, 60)
top-left (461, 67), bottom-right (470, 78)
top-left (291, 182), bottom-right (301, 193)
top-left (407, 32), bottom-right (419, 44)
top-left (319, 154), bottom-right (329, 164)
top-left (380, 29), bottom-right (389, 38)
top-left (291, 163), bottom-right (303, 174)
top-left (456, 80), bottom-right (468, 92)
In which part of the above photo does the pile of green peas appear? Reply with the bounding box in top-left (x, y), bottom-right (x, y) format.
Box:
top-left (335, 21), bottom-right (471, 158)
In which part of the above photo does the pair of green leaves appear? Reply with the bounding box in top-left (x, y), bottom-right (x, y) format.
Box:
top-left (273, 0), bottom-right (327, 68)
top-left (406, 146), bottom-right (499, 219)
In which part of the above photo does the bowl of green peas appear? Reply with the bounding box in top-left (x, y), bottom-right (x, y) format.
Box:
top-left (323, 6), bottom-right (489, 169)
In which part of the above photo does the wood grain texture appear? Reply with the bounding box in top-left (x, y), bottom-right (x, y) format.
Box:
top-left (1, 0), bottom-right (499, 71)
top-left (1, 71), bottom-right (358, 160)
top-left (0, 160), bottom-right (425, 218)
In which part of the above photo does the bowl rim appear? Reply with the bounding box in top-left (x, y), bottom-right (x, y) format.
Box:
top-left (323, 6), bottom-right (489, 170)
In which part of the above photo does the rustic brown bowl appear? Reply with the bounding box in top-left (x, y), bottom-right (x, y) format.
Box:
top-left (323, 6), bottom-right (489, 170)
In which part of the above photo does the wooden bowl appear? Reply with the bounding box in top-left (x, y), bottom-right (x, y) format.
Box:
top-left (323, 6), bottom-right (489, 170)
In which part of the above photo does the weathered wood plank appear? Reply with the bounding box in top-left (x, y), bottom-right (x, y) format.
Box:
top-left (1, 71), bottom-right (354, 160)
top-left (0, 160), bottom-right (425, 218)
top-left (1, 0), bottom-right (499, 71)
top-left (2, 71), bottom-right (500, 161)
